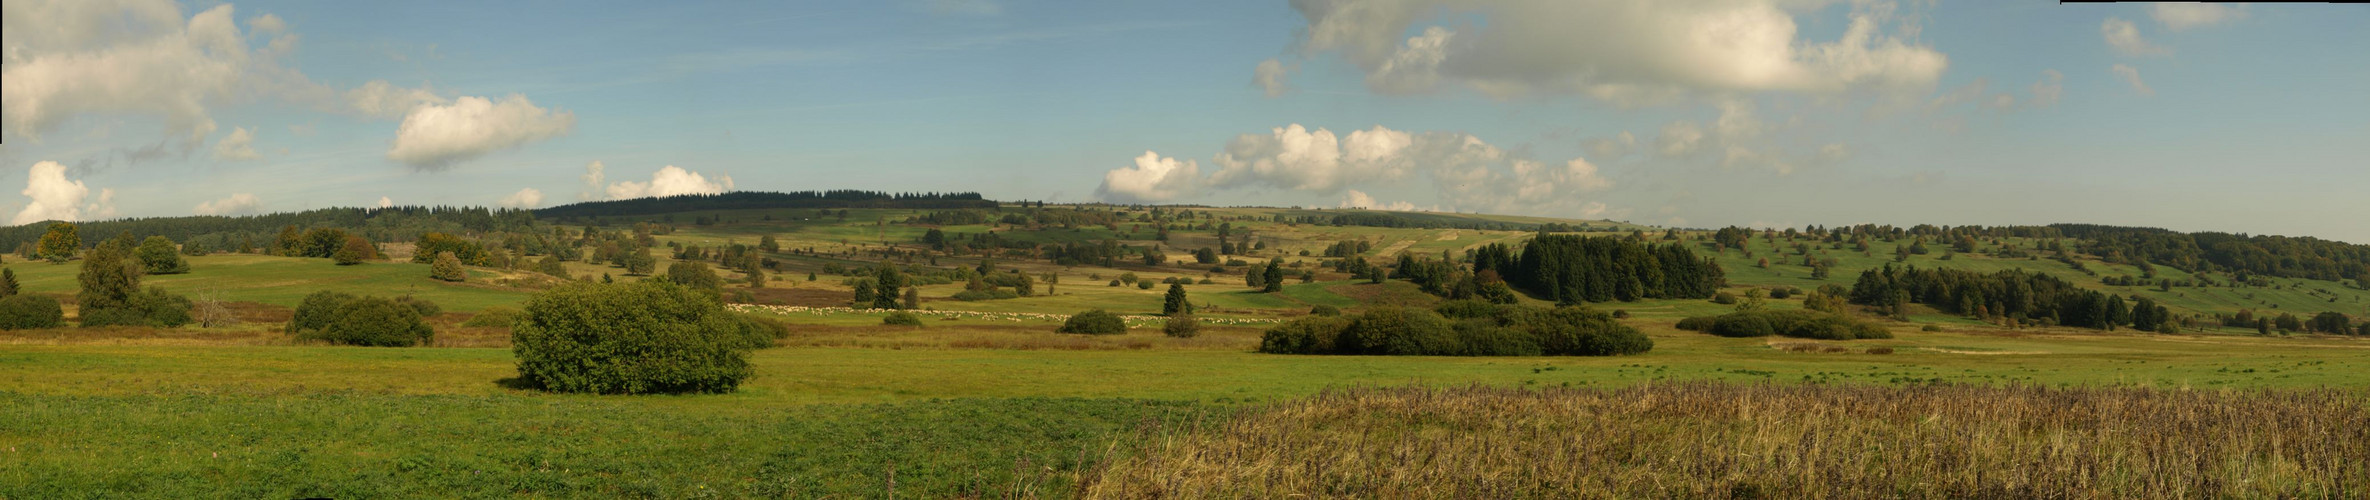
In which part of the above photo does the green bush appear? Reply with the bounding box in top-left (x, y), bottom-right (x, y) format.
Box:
top-left (1679, 310), bottom-right (1892, 340)
top-left (1162, 315), bottom-right (1200, 338)
top-left (81, 286), bottom-right (191, 328)
top-left (1136, 280), bottom-right (1155, 290)
top-left (883, 311), bottom-right (925, 326)
top-left (511, 281), bottom-right (755, 394)
top-left (728, 313), bottom-right (789, 349)
top-left (0, 294), bottom-right (64, 329)
top-left (1341, 307), bottom-right (1461, 356)
top-left (288, 292), bottom-right (436, 346)
top-left (460, 307), bottom-right (523, 328)
top-left (1433, 299), bottom-right (1502, 320)
top-left (315, 296), bottom-right (436, 347)
top-left (288, 291), bottom-right (359, 333)
top-left (1257, 316), bottom-right (1355, 354)
top-left (1057, 309), bottom-right (1127, 335)
top-left (1262, 305), bottom-right (1650, 357)
top-left (1308, 304), bottom-right (1342, 317)
top-left (666, 262), bottom-right (723, 292)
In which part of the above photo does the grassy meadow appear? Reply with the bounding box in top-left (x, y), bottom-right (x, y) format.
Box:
top-left (4, 206), bottom-right (2368, 497)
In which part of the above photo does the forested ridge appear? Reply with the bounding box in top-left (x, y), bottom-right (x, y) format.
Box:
top-left (0, 207), bottom-right (536, 253)
top-left (2050, 224), bottom-right (2370, 284)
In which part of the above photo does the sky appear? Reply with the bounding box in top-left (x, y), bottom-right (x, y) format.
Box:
top-left (3, 0), bottom-right (2366, 242)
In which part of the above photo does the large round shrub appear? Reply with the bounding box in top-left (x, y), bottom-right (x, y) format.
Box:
top-left (511, 280), bottom-right (754, 394)
top-left (1451, 318), bottom-right (1541, 356)
top-left (883, 311), bottom-right (925, 326)
top-left (288, 291), bottom-right (359, 334)
top-left (1058, 309), bottom-right (1127, 335)
top-left (0, 294), bottom-right (64, 330)
top-left (1506, 306), bottom-right (1653, 356)
top-left (318, 296), bottom-right (435, 347)
top-left (1341, 307), bottom-right (1459, 356)
top-left (1163, 315), bottom-right (1201, 338)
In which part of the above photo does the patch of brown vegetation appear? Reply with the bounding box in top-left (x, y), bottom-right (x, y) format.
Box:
top-left (1084, 383), bottom-right (2370, 498)
top-left (1322, 281), bottom-right (1441, 309)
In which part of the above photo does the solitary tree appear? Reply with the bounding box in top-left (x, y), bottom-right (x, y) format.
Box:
top-left (872, 264), bottom-right (904, 309)
top-left (1163, 283), bottom-right (1190, 316)
top-left (0, 268), bottom-right (17, 297)
top-left (36, 223), bottom-right (79, 263)
top-left (902, 287), bottom-right (919, 309)
top-left (1262, 259), bottom-right (1285, 293)
top-left (334, 236), bottom-right (375, 266)
top-left (135, 236), bottom-right (190, 274)
top-left (666, 262), bottom-right (723, 292)
top-left (430, 251), bottom-right (467, 282)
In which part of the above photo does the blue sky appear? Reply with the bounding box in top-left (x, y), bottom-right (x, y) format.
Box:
top-left (3, 0), bottom-right (2366, 242)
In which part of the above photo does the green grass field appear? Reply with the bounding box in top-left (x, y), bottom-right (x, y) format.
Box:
top-left (6, 206), bottom-right (2368, 496)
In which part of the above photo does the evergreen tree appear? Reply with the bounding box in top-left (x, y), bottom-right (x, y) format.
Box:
top-left (0, 268), bottom-right (17, 297)
top-left (1262, 259), bottom-right (1284, 293)
top-left (902, 287), bottom-right (919, 309)
top-left (1163, 283), bottom-right (1189, 316)
top-left (872, 264), bottom-right (903, 309)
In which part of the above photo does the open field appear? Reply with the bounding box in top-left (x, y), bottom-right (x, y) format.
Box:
top-left (6, 318), bottom-right (2368, 495)
top-left (7, 205), bottom-right (2369, 497)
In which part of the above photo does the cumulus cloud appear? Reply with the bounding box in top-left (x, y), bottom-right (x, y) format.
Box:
top-left (1253, 59), bottom-right (1295, 97)
top-left (579, 160), bottom-right (607, 200)
top-left (2111, 64), bottom-right (2154, 96)
top-left (1655, 121), bottom-right (1706, 157)
top-left (377, 196), bottom-right (393, 208)
top-left (1339, 190), bottom-right (1419, 212)
top-left (212, 126), bottom-right (260, 160)
top-left (2101, 18), bottom-right (2169, 57)
top-left (385, 94), bottom-right (575, 169)
top-left (1206, 124), bottom-right (1421, 193)
top-left (1100, 123), bottom-right (1617, 217)
top-left (247, 13), bottom-right (286, 34)
top-left (498, 188), bottom-right (545, 208)
top-left (1281, 0), bottom-right (1946, 101)
top-left (1, 1), bottom-right (320, 142)
top-left (2151, 4), bottom-right (2244, 31)
top-left (193, 192), bottom-right (261, 216)
top-left (604, 165), bottom-right (733, 200)
top-left (11, 161), bottom-right (118, 225)
top-left (346, 80), bottom-right (448, 119)
top-left (1095, 151), bottom-right (1201, 203)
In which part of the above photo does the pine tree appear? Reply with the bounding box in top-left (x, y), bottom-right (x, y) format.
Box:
top-left (1262, 259), bottom-right (1284, 293)
top-left (0, 268), bottom-right (17, 297)
top-left (1163, 283), bottom-right (1189, 316)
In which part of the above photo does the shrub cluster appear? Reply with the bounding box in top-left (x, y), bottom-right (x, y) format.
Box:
top-left (460, 307), bottom-right (522, 328)
top-left (287, 291), bottom-right (437, 346)
top-left (1675, 309), bottom-right (1893, 340)
top-left (0, 294), bottom-right (64, 329)
top-left (511, 281), bottom-right (769, 394)
top-left (1058, 309), bottom-right (1127, 335)
top-left (883, 311), bottom-right (925, 326)
top-left (1260, 301), bottom-right (1651, 357)
top-left (1163, 315), bottom-right (1200, 338)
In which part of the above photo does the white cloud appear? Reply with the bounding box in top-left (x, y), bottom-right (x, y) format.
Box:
top-left (579, 160), bottom-right (607, 200)
top-left (377, 196), bottom-right (393, 208)
top-left (1253, 58), bottom-right (1294, 97)
top-left (10, 161), bottom-right (112, 225)
top-left (1338, 190), bottom-right (1419, 212)
top-left (1095, 151), bottom-right (1201, 203)
top-left (604, 165), bottom-right (733, 200)
top-left (193, 192), bottom-right (260, 216)
top-left (345, 80), bottom-right (448, 119)
top-left (2029, 70), bottom-right (2064, 108)
top-left (212, 126), bottom-right (259, 160)
top-left (2112, 64), bottom-right (2154, 97)
top-left (1584, 131), bottom-right (1638, 160)
top-left (2101, 18), bottom-right (2169, 57)
top-left (498, 188), bottom-right (545, 208)
top-left (1206, 124), bottom-right (1420, 193)
top-left (2151, 4), bottom-right (2244, 31)
top-left (1283, 0), bottom-right (1946, 101)
top-left (1106, 123), bottom-right (1616, 217)
top-left (247, 13), bottom-right (286, 35)
top-left (1, 1), bottom-right (320, 143)
top-left (1656, 121), bottom-right (1705, 157)
top-left (385, 94), bottom-right (575, 170)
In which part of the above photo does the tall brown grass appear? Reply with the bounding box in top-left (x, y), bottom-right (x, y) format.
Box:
top-left (1082, 383), bottom-right (2370, 499)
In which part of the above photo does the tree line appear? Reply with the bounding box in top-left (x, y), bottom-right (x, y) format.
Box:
top-left (534, 190), bottom-right (994, 219)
